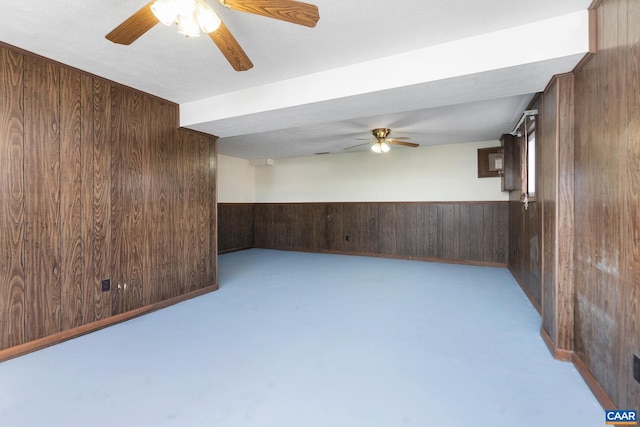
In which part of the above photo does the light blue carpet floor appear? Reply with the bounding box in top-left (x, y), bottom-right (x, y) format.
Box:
top-left (0, 249), bottom-right (603, 426)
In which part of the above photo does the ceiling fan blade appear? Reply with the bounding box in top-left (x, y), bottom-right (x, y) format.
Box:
top-left (389, 140), bottom-right (419, 147)
top-left (218, 0), bottom-right (319, 27)
top-left (106, 1), bottom-right (159, 45)
top-left (344, 142), bottom-right (370, 150)
top-left (390, 136), bottom-right (411, 140)
top-left (208, 21), bottom-right (254, 71)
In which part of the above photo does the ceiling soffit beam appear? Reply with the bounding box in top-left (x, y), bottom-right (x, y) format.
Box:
top-left (180, 10), bottom-right (590, 135)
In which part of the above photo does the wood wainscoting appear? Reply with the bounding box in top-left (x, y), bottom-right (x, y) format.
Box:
top-left (218, 203), bottom-right (255, 253)
top-left (0, 43), bottom-right (218, 354)
top-left (219, 202), bottom-right (509, 266)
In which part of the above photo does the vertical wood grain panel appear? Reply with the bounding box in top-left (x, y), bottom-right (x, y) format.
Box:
top-left (485, 203), bottom-right (507, 264)
top-left (326, 203), bottom-right (346, 252)
top-left (166, 107), bottom-right (181, 297)
top-left (337, 203), bottom-right (352, 253)
top-left (540, 74), bottom-right (579, 352)
top-left (358, 203), bottom-right (379, 254)
top-left (217, 204), bottom-right (229, 252)
top-left (182, 129), bottom-right (199, 294)
top-left (574, 38), bottom-right (598, 366)
top-left (196, 133), bottom-right (210, 289)
top-left (508, 202), bottom-right (541, 307)
top-left (458, 203), bottom-right (484, 262)
top-left (127, 91), bottom-right (144, 312)
top-left (287, 204), bottom-right (300, 249)
top-left (59, 67), bottom-right (84, 330)
top-left (508, 200), bottom-right (522, 275)
top-left (253, 203), bottom-right (267, 248)
top-left (458, 204), bottom-right (470, 260)
top-left (143, 100), bottom-right (174, 303)
top-left (282, 204), bottom-right (296, 248)
top-left (275, 204), bottom-right (287, 247)
top-left (141, 94), bottom-right (156, 304)
top-left (482, 204), bottom-right (494, 262)
top-left (175, 128), bottom-right (217, 293)
top-left (208, 135), bottom-right (217, 288)
top-left (271, 203), bottom-right (283, 247)
top-left (415, 203), bottom-right (428, 258)
top-left (600, 0), bottom-right (623, 401)
top-left (120, 88), bottom-right (144, 311)
top-left (296, 204), bottom-right (309, 249)
top-left (556, 75), bottom-right (575, 352)
top-left (398, 203), bottom-right (419, 257)
top-left (468, 203), bottom-right (485, 262)
top-left (92, 77), bottom-right (111, 321)
top-left (23, 56), bottom-right (61, 341)
top-left (109, 85), bottom-right (126, 316)
top-left (0, 47), bottom-right (26, 349)
top-left (542, 79), bottom-right (558, 343)
top-left (528, 202), bottom-right (540, 305)
top-left (173, 127), bottom-right (187, 298)
top-left (302, 203), bottom-right (327, 251)
top-left (218, 203), bottom-right (255, 252)
top-left (80, 74), bottom-right (95, 324)
top-left (379, 204), bottom-right (397, 255)
top-left (426, 203), bottom-right (439, 258)
top-left (111, 86), bottom-right (144, 314)
top-left (623, 0), bottom-right (640, 410)
top-left (439, 204), bottom-right (458, 260)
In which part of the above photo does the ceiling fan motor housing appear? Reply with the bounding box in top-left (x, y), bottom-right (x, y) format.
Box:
top-left (372, 128), bottom-right (391, 139)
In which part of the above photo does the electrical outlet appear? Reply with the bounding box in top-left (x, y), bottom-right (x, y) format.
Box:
top-left (101, 279), bottom-right (110, 292)
top-left (634, 353), bottom-right (640, 384)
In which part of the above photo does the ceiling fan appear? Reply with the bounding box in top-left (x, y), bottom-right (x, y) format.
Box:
top-left (345, 128), bottom-right (420, 153)
top-left (105, 0), bottom-right (320, 71)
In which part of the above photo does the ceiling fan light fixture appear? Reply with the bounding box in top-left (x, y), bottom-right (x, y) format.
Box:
top-left (195, 0), bottom-right (221, 33)
top-left (177, 12), bottom-right (201, 37)
top-left (371, 140), bottom-right (390, 153)
top-left (151, 0), bottom-right (179, 26)
top-left (152, 0), bottom-right (219, 36)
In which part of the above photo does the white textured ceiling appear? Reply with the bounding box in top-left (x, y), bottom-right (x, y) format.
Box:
top-left (0, 0), bottom-right (593, 160)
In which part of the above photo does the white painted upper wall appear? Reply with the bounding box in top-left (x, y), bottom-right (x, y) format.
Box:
top-left (217, 154), bottom-right (255, 203)
top-left (218, 141), bottom-right (508, 203)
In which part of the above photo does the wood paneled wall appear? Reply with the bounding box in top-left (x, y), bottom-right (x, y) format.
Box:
top-left (508, 200), bottom-right (540, 308)
top-left (511, 0), bottom-right (639, 409)
top-left (218, 203), bottom-right (255, 252)
top-left (0, 44), bottom-right (217, 352)
top-left (572, 0), bottom-right (640, 410)
top-left (245, 202), bottom-right (508, 266)
top-left (540, 74), bottom-right (575, 352)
